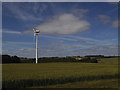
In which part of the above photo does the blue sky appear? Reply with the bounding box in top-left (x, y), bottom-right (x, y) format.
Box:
top-left (2, 2), bottom-right (118, 57)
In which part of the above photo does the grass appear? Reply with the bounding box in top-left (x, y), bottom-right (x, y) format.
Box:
top-left (2, 57), bottom-right (119, 88)
top-left (35, 79), bottom-right (118, 88)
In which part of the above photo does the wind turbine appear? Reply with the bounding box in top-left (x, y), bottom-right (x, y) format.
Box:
top-left (33, 27), bottom-right (40, 64)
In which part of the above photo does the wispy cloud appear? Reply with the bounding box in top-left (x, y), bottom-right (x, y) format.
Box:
top-left (39, 34), bottom-right (112, 46)
top-left (3, 30), bottom-right (22, 34)
top-left (97, 14), bottom-right (118, 29)
top-left (2, 28), bottom-right (99, 45)
top-left (98, 15), bottom-right (111, 24)
top-left (3, 43), bottom-right (118, 57)
top-left (72, 9), bottom-right (88, 18)
top-left (3, 28), bottom-right (116, 47)
top-left (4, 2), bottom-right (47, 21)
top-left (112, 19), bottom-right (118, 28)
top-left (64, 35), bottom-right (101, 42)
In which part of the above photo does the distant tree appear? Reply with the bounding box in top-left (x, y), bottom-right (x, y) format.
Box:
top-left (11, 55), bottom-right (21, 63)
top-left (2, 55), bottom-right (11, 63)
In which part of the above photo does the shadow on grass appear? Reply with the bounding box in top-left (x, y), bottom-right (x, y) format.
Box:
top-left (2, 74), bottom-right (119, 88)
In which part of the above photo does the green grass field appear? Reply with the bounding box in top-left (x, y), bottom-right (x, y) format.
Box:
top-left (2, 57), bottom-right (119, 88)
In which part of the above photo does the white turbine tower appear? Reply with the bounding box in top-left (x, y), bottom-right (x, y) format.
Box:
top-left (33, 27), bottom-right (40, 64)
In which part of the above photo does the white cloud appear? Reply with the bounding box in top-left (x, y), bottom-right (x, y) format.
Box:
top-left (112, 19), bottom-right (118, 28)
top-left (36, 14), bottom-right (90, 34)
top-left (98, 15), bottom-right (111, 24)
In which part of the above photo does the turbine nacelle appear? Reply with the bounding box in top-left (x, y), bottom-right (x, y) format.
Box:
top-left (33, 27), bottom-right (40, 35)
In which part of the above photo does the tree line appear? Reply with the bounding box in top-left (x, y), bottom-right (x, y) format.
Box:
top-left (2, 54), bottom-right (100, 63)
top-left (2, 54), bottom-right (118, 64)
